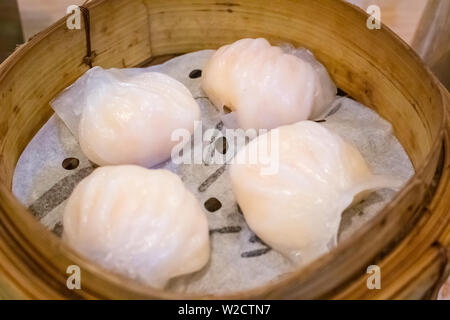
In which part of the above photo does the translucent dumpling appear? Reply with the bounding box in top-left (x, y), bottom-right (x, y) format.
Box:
top-left (202, 38), bottom-right (337, 130)
top-left (51, 67), bottom-right (200, 167)
top-left (63, 165), bottom-right (210, 288)
top-left (230, 121), bottom-right (400, 264)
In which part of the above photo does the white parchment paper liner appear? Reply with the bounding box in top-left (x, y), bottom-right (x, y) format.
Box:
top-left (13, 50), bottom-right (414, 294)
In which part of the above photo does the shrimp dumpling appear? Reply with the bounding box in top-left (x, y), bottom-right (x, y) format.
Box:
top-left (63, 166), bottom-right (210, 288)
top-left (230, 121), bottom-right (399, 264)
top-left (202, 38), bottom-right (336, 130)
top-left (51, 67), bottom-right (200, 167)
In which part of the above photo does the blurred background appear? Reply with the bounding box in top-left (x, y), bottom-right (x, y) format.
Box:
top-left (0, 0), bottom-right (449, 87)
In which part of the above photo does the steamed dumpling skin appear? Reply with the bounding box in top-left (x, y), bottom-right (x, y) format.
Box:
top-left (230, 121), bottom-right (397, 264)
top-left (202, 38), bottom-right (336, 130)
top-left (52, 67), bottom-right (200, 167)
top-left (63, 166), bottom-right (210, 288)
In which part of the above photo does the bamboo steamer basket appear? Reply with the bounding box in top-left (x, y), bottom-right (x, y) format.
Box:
top-left (0, 0), bottom-right (449, 299)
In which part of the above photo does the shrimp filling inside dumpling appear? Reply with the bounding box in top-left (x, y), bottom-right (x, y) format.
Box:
top-left (230, 121), bottom-right (400, 264)
top-left (51, 67), bottom-right (200, 167)
top-left (63, 166), bottom-right (210, 288)
top-left (202, 38), bottom-right (337, 130)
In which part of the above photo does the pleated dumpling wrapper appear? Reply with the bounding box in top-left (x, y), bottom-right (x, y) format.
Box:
top-left (63, 166), bottom-right (210, 288)
top-left (202, 38), bottom-right (337, 130)
top-left (51, 67), bottom-right (200, 167)
top-left (230, 121), bottom-right (401, 264)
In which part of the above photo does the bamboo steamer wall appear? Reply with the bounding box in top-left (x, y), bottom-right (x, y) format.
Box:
top-left (0, 0), bottom-right (448, 299)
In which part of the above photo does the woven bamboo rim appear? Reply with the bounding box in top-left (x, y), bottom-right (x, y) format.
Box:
top-left (0, 0), bottom-right (448, 299)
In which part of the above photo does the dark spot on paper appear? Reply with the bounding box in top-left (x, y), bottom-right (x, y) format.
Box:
top-left (241, 247), bottom-right (271, 258)
top-left (210, 226), bottom-right (242, 234)
top-left (204, 197), bottom-right (222, 212)
top-left (237, 204), bottom-right (243, 215)
top-left (52, 222), bottom-right (64, 237)
top-left (28, 166), bottom-right (95, 220)
top-left (326, 102), bottom-right (342, 117)
top-left (249, 233), bottom-right (266, 245)
top-left (62, 157), bottom-right (80, 170)
top-left (215, 136), bottom-right (227, 154)
top-left (189, 69), bottom-right (202, 79)
top-left (315, 119), bottom-right (326, 123)
top-left (215, 121), bottom-right (224, 131)
top-left (198, 164), bottom-right (226, 192)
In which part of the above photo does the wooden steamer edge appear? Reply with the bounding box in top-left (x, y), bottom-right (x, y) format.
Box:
top-left (0, 0), bottom-right (448, 299)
